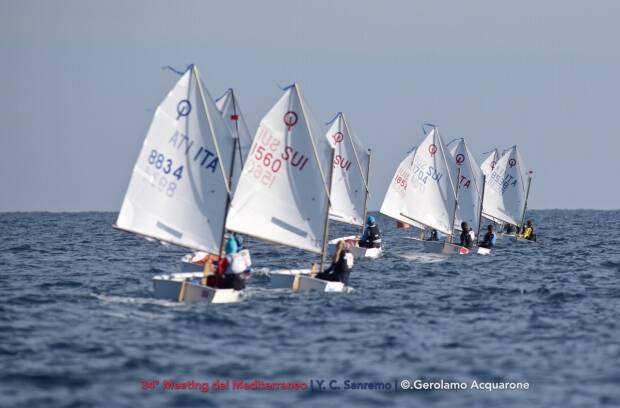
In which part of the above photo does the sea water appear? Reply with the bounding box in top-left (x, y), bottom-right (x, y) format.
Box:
top-left (1, 210), bottom-right (619, 407)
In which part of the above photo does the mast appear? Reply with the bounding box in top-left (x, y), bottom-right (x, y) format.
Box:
top-left (476, 175), bottom-right (487, 244)
top-left (194, 66), bottom-right (236, 261)
top-left (230, 90), bottom-right (245, 169)
top-left (449, 167), bottom-right (462, 244)
top-left (320, 148), bottom-right (336, 273)
top-left (361, 149), bottom-right (372, 233)
top-left (520, 176), bottom-right (532, 229)
top-left (216, 107), bottom-right (240, 259)
top-left (295, 84), bottom-right (334, 265)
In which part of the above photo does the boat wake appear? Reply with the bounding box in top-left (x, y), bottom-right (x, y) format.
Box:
top-left (398, 252), bottom-right (447, 263)
top-left (91, 293), bottom-right (181, 307)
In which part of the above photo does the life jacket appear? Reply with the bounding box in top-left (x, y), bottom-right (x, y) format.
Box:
top-left (460, 230), bottom-right (474, 248)
top-left (337, 250), bottom-right (353, 284)
top-left (484, 231), bottom-right (496, 247)
top-left (522, 226), bottom-right (534, 240)
top-left (367, 224), bottom-right (381, 245)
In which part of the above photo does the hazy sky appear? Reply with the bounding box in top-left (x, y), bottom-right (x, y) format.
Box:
top-left (1, 0), bottom-right (619, 211)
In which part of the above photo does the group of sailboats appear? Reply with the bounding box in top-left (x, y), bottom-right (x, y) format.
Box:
top-left (379, 123), bottom-right (533, 256)
top-left (115, 65), bottom-right (378, 302)
top-left (114, 64), bottom-right (534, 304)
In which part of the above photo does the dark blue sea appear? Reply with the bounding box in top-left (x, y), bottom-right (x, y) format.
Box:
top-left (1, 210), bottom-right (619, 408)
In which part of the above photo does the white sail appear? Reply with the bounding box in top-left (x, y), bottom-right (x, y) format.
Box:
top-left (325, 113), bottom-right (369, 226)
top-left (480, 148), bottom-right (499, 176)
top-left (483, 146), bottom-right (531, 226)
top-left (379, 147), bottom-right (426, 230)
top-left (449, 139), bottom-right (483, 233)
top-left (116, 66), bottom-right (235, 253)
top-left (226, 84), bottom-right (333, 254)
top-left (215, 89), bottom-right (253, 189)
top-left (401, 128), bottom-right (459, 235)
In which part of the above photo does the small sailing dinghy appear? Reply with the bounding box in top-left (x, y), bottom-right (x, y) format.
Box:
top-left (225, 84), bottom-right (350, 293)
top-left (479, 148), bottom-right (509, 236)
top-left (449, 138), bottom-right (491, 255)
top-left (324, 113), bottom-right (381, 259)
top-left (380, 124), bottom-right (471, 255)
top-left (178, 87), bottom-right (254, 273)
top-left (482, 145), bottom-right (533, 241)
top-left (114, 65), bottom-right (246, 303)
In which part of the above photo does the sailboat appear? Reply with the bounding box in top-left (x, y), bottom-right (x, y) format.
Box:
top-left (225, 84), bottom-right (349, 292)
top-left (449, 138), bottom-right (490, 255)
top-left (114, 65), bottom-right (243, 303)
top-left (480, 148), bottom-right (500, 177)
top-left (482, 145), bottom-right (533, 240)
top-left (380, 124), bottom-right (471, 255)
top-left (323, 113), bottom-right (381, 259)
top-left (478, 148), bottom-right (507, 232)
top-left (178, 87), bottom-right (254, 273)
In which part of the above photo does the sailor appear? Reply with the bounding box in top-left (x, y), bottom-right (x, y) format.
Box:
top-left (426, 229), bottom-right (445, 241)
top-left (315, 240), bottom-right (354, 285)
top-left (519, 220), bottom-right (536, 241)
top-left (359, 215), bottom-right (382, 248)
top-left (479, 224), bottom-right (497, 248)
top-left (212, 236), bottom-right (249, 290)
top-left (459, 222), bottom-right (475, 249)
top-left (505, 223), bottom-right (516, 234)
top-left (427, 229), bottom-right (439, 241)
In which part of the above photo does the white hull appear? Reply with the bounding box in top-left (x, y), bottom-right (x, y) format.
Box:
top-left (269, 269), bottom-right (348, 292)
top-left (477, 247), bottom-right (492, 255)
top-left (406, 237), bottom-right (471, 255)
top-left (152, 272), bottom-right (242, 304)
top-left (328, 236), bottom-right (383, 259)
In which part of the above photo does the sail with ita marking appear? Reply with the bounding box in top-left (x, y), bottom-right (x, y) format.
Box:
top-left (226, 84), bottom-right (333, 253)
top-left (449, 138), bottom-right (483, 233)
top-left (116, 66), bottom-right (235, 253)
top-left (483, 145), bottom-right (531, 226)
top-left (325, 113), bottom-right (369, 227)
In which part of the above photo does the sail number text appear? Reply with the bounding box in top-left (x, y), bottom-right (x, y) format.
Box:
top-left (246, 125), bottom-right (311, 188)
top-left (147, 150), bottom-right (184, 180)
top-left (412, 163), bottom-right (444, 185)
top-left (489, 166), bottom-right (517, 194)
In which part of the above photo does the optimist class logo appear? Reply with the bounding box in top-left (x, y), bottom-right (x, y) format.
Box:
top-left (176, 100), bottom-right (192, 120)
top-left (455, 153), bottom-right (465, 165)
top-left (332, 132), bottom-right (344, 144)
top-left (509, 158), bottom-right (517, 168)
top-left (428, 144), bottom-right (437, 156)
top-left (283, 111), bottom-right (298, 130)
top-left (491, 160), bottom-right (496, 170)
